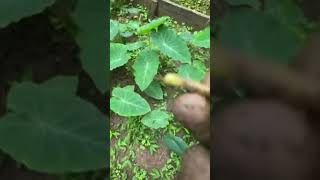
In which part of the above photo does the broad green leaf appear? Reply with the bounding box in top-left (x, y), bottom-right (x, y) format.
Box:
top-left (151, 27), bottom-right (191, 63)
top-left (163, 134), bottom-right (188, 156)
top-left (225, 0), bottom-right (260, 9)
top-left (133, 49), bottom-right (160, 91)
top-left (0, 0), bottom-right (56, 28)
top-left (127, 20), bottom-right (141, 30)
top-left (142, 110), bottom-right (170, 129)
top-left (110, 43), bottom-right (131, 70)
top-left (178, 64), bottom-right (205, 81)
top-left (0, 82), bottom-right (107, 172)
top-left (219, 9), bottom-right (304, 63)
top-left (110, 87), bottom-right (150, 116)
top-left (192, 27), bottom-right (210, 48)
top-left (42, 76), bottom-right (78, 94)
top-left (193, 60), bottom-right (208, 74)
top-left (137, 16), bottom-right (169, 35)
top-left (144, 81), bottom-right (163, 100)
top-left (123, 85), bottom-right (135, 91)
top-left (179, 31), bottom-right (194, 42)
top-left (110, 20), bottom-right (119, 41)
top-left (120, 31), bottom-right (133, 38)
top-left (126, 41), bottom-right (145, 51)
top-left (72, 0), bottom-right (108, 92)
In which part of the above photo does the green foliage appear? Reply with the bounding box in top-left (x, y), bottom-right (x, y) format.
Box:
top-left (110, 19), bottom-right (120, 41)
top-left (144, 81), bottom-right (163, 100)
top-left (110, 43), bottom-right (130, 70)
top-left (0, 0), bottom-right (57, 28)
top-left (141, 110), bottom-right (170, 129)
top-left (137, 16), bottom-right (169, 35)
top-left (133, 49), bottom-right (160, 91)
top-left (151, 26), bottom-right (191, 63)
top-left (163, 134), bottom-right (188, 156)
top-left (72, 0), bottom-right (108, 93)
top-left (178, 64), bottom-right (205, 81)
top-left (0, 78), bottom-right (107, 173)
top-left (110, 4), bottom-right (209, 178)
top-left (110, 87), bottom-right (151, 117)
top-left (192, 27), bottom-right (210, 48)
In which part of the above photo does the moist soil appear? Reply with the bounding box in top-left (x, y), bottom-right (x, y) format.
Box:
top-left (0, 12), bottom-right (107, 179)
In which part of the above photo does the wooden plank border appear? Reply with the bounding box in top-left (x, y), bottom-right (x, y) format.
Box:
top-left (132, 0), bottom-right (210, 30)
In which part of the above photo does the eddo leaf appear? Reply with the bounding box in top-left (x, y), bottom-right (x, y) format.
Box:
top-left (178, 64), bottom-right (206, 81)
top-left (163, 134), bottom-right (188, 156)
top-left (144, 80), bottom-right (163, 100)
top-left (133, 49), bottom-right (160, 91)
top-left (110, 19), bottom-right (119, 41)
top-left (110, 43), bottom-right (131, 70)
top-left (0, 0), bottom-right (56, 28)
top-left (72, 0), bottom-right (108, 92)
top-left (0, 82), bottom-right (108, 173)
top-left (192, 27), bottom-right (210, 48)
top-left (151, 27), bottom-right (191, 63)
top-left (142, 110), bottom-right (170, 129)
top-left (110, 87), bottom-right (151, 116)
top-left (137, 16), bottom-right (169, 35)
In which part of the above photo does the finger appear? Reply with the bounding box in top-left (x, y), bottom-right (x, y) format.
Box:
top-left (172, 93), bottom-right (210, 147)
top-left (202, 72), bottom-right (210, 88)
top-left (177, 145), bottom-right (210, 180)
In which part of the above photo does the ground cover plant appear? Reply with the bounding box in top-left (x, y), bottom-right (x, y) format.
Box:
top-left (173, 0), bottom-right (210, 15)
top-left (0, 0), bottom-right (107, 179)
top-left (110, 2), bottom-right (210, 179)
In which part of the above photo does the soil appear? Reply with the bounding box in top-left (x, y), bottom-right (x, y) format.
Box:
top-left (0, 11), bottom-right (106, 179)
top-left (110, 67), bottom-right (174, 178)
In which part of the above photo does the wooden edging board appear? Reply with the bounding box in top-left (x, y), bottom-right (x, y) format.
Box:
top-left (132, 0), bottom-right (210, 30)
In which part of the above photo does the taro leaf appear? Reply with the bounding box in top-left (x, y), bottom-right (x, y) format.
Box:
top-left (123, 85), bottom-right (135, 91)
top-left (163, 134), bottom-right (188, 156)
top-left (127, 20), bottom-right (141, 30)
top-left (133, 49), bottom-right (160, 91)
top-left (142, 110), bottom-right (170, 129)
top-left (219, 8), bottom-right (304, 63)
top-left (110, 43), bottom-right (130, 70)
top-left (178, 64), bottom-right (205, 81)
top-left (72, 0), bottom-right (107, 92)
top-left (42, 76), bottom-right (78, 94)
top-left (151, 27), bottom-right (191, 63)
top-left (110, 87), bottom-right (151, 116)
top-left (120, 31), bottom-right (133, 38)
top-left (0, 0), bottom-right (56, 28)
top-left (179, 31), bottom-right (194, 42)
top-left (193, 60), bottom-right (207, 74)
top-left (0, 82), bottom-right (107, 172)
top-left (137, 16), bottom-right (169, 35)
top-left (144, 80), bottom-right (163, 100)
top-left (126, 41), bottom-right (145, 51)
top-left (225, 0), bottom-right (260, 9)
top-left (110, 20), bottom-right (119, 41)
top-left (192, 27), bottom-right (210, 48)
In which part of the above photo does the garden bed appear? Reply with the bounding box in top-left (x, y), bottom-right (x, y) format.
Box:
top-left (110, 3), bottom-right (210, 179)
top-left (132, 0), bottom-right (210, 30)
